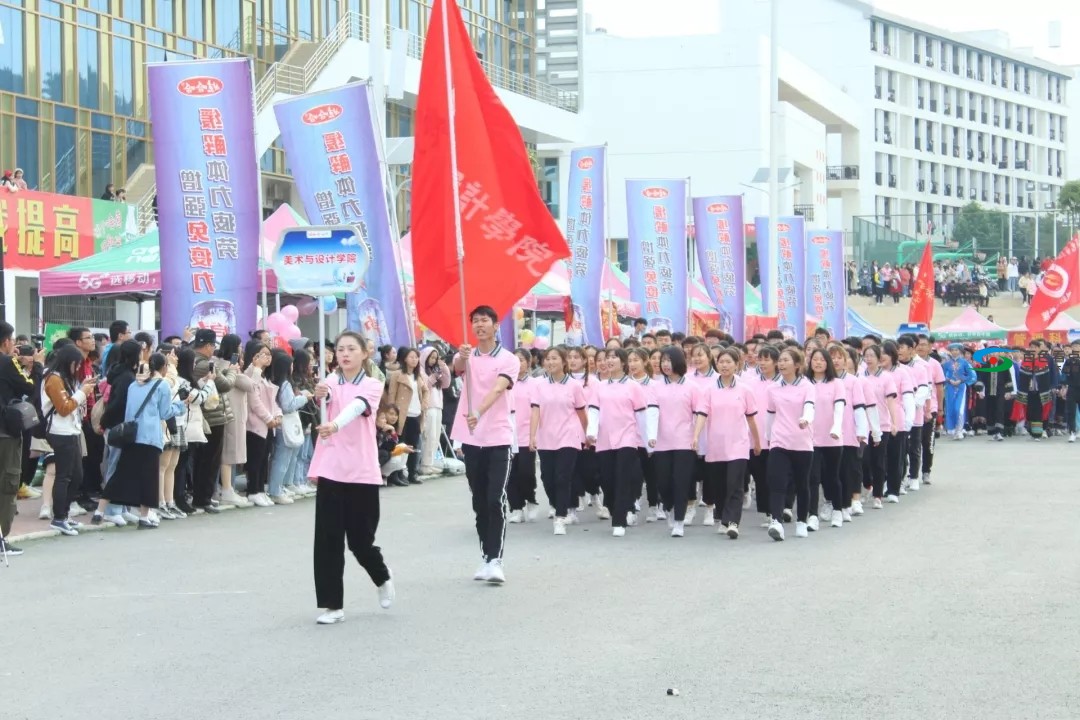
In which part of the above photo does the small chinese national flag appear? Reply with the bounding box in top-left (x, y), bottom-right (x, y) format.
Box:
top-left (908, 242), bottom-right (936, 325)
top-left (1025, 234), bottom-right (1080, 333)
top-left (412, 0), bottom-right (570, 346)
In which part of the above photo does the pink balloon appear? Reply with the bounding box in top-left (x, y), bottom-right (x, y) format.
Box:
top-left (280, 305), bottom-right (300, 323)
top-left (532, 337), bottom-right (550, 350)
top-left (266, 312), bottom-right (289, 334)
top-left (282, 323), bottom-right (303, 340)
top-left (296, 298), bottom-right (318, 317)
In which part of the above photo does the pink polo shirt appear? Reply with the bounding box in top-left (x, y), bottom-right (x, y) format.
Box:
top-left (632, 376), bottom-right (658, 448)
top-left (513, 375), bottom-right (534, 448)
top-left (924, 355), bottom-right (945, 414)
top-left (700, 376), bottom-right (757, 462)
top-left (307, 371), bottom-right (385, 485)
top-left (809, 377), bottom-right (846, 448)
top-left (862, 369), bottom-right (898, 433)
top-left (593, 376), bottom-right (647, 452)
top-left (747, 371), bottom-right (780, 451)
top-left (905, 358), bottom-right (930, 427)
top-left (653, 376), bottom-right (700, 452)
top-left (889, 364), bottom-right (915, 428)
top-left (532, 375), bottom-right (586, 451)
top-left (837, 371), bottom-right (867, 447)
top-left (766, 376), bottom-right (816, 453)
top-left (450, 344), bottom-right (520, 448)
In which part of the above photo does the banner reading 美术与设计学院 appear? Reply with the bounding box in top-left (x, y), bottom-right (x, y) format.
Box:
top-left (273, 82), bottom-right (411, 349)
top-left (693, 196), bottom-right (745, 340)
top-left (805, 229), bottom-right (847, 338)
top-left (148, 58), bottom-right (261, 338)
top-left (627, 179), bottom-right (688, 332)
top-left (755, 215), bottom-right (806, 339)
top-left (565, 146), bottom-right (606, 346)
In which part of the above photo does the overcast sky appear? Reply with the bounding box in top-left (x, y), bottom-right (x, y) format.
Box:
top-left (585, 0), bottom-right (1080, 65)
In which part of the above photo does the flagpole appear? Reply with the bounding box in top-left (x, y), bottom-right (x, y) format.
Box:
top-left (441, 0), bottom-right (474, 417)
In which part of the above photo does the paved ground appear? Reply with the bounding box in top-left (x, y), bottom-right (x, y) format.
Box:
top-left (2, 435), bottom-right (1078, 720)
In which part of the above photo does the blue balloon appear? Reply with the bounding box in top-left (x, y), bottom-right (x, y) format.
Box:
top-left (320, 295), bottom-right (338, 313)
top-left (535, 324), bottom-right (551, 337)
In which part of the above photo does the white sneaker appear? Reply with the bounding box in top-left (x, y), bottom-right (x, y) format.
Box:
top-left (221, 489), bottom-right (252, 508)
top-left (922, 472), bottom-right (932, 486)
top-left (627, 512), bottom-right (638, 527)
top-left (553, 518), bottom-right (567, 535)
top-left (156, 504), bottom-right (177, 520)
top-left (566, 510), bottom-right (580, 525)
top-left (872, 498), bottom-right (884, 510)
top-left (38, 505), bottom-right (52, 520)
top-left (526, 503), bottom-right (540, 522)
top-left (841, 508), bottom-right (853, 522)
top-left (831, 511), bottom-right (844, 528)
top-left (377, 572), bottom-right (395, 609)
top-left (68, 502), bottom-right (87, 517)
top-left (909, 476), bottom-right (921, 492)
top-left (760, 515), bottom-right (773, 528)
top-left (1070, 433), bottom-right (1076, 443)
top-left (646, 506), bottom-right (658, 523)
top-left (716, 520), bottom-right (727, 535)
top-left (768, 519), bottom-right (785, 541)
top-left (548, 507), bottom-right (556, 519)
top-left (684, 504), bottom-right (696, 526)
top-left (671, 521), bottom-right (684, 537)
top-left (820, 502), bottom-right (834, 523)
top-left (851, 501), bottom-right (864, 516)
top-left (899, 485), bottom-right (908, 495)
top-left (576, 497), bottom-right (586, 512)
top-left (252, 493), bottom-right (274, 508)
top-left (702, 509), bottom-right (715, 527)
top-left (886, 494), bottom-right (900, 504)
top-left (743, 492), bottom-right (753, 510)
top-left (807, 515), bottom-right (819, 532)
top-left (270, 494), bottom-right (294, 505)
top-left (726, 522), bottom-right (740, 539)
top-left (656, 507), bottom-right (668, 522)
top-left (596, 506), bottom-right (611, 520)
top-left (955, 430), bottom-right (965, 440)
top-left (795, 521), bottom-right (809, 538)
top-left (592, 494), bottom-right (604, 511)
top-left (282, 486), bottom-right (297, 497)
top-left (486, 559), bottom-right (505, 584)
top-left (473, 563), bottom-right (489, 581)
top-left (860, 487), bottom-right (871, 504)
top-left (121, 510), bottom-right (140, 524)
top-left (316, 609), bottom-right (345, 625)
top-left (507, 510), bottom-right (524, 524)
top-left (612, 526), bottom-right (626, 537)
top-left (104, 513), bottom-right (127, 526)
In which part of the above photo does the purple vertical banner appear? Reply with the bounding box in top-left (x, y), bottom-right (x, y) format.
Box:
top-left (148, 58), bottom-right (260, 337)
top-left (499, 314), bottom-right (516, 350)
top-left (626, 179), bottom-right (688, 332)
top-left (565, 146), bottom-right (606, 346)
top-left (273, 81), bottom-right (411, 348)
top-left (693, 196), bottom-right (745, 340)
top-left (755, 215), bottom-right (806, 339)
top-left (805, 229), bottom-right (847, 337)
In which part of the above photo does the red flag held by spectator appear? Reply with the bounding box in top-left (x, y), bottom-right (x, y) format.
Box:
top-left (908, 242), bottom-right (936, 325)
top-left (1025, 234), bottom-right (1080, 333)
top-left (412, 0), bottom-right (570, 346)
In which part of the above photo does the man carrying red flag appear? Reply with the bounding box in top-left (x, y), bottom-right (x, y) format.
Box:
top-left (1025, 235), bottom-right (1080, 333)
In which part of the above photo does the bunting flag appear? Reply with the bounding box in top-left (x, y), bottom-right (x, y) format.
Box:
top-left (693, 196), bottom-right (745, 340)
top-left (411, 0), bottom-right (570, 346)
top-left (806, 229), bottom-right (847, 336)
top-left (565, 146), bottom-right (606, 346)
top-left (626, 179), bottom-right (689, 332)
top-left (1025, 234), bottom-right (1080, 333)
top-left (908, 241), bottom-right (936, 325)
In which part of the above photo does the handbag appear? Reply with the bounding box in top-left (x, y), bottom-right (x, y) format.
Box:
top-left (2, 398), bottom-right (40, 437)
top-left (107, 379), bottom-right (162, 449)
top-left (277, 385), bottom-right (304, 449)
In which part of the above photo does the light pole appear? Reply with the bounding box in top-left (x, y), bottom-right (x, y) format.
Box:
top-left (767, 0), bottom-right (781, 317)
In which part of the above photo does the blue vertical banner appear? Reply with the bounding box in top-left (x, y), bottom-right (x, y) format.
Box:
top-left (805, 229), bottom-right (847, 337)
top-left (273, 81), bottom-right (411, 348)
top-left (626, 179), bottom-right (689, 332)
top-left (148, 58), bottom-right (261, 337)
top-left (499, 314), bottom-right (516, 350)
top-left (693, 196), bottom-right (745, 340)
top-left (755, 215), bottom-right (807, 339)
top-left (565, 145), bottom-right (606, 346)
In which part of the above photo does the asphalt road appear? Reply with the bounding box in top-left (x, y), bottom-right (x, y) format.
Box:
top-left (2, 435), bottom-right (1078, 720)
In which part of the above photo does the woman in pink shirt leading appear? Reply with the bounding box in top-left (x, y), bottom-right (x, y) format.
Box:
top-left (881, 340), bottom-right (915, 504)
top-left (507, 349), bottom-right (539, 524)
top-left (861, 344), bottom-right (900, 509)
top-left (309, 331), bottom-right (396, 625)
top-left (687, 343), bottom-right (718, 525)
top-left (746, 345), bottom-right (781, 524)
top-left (765, 347), bottom-right (816, 542)
top-left (652, 346), bottom-right (700, 536)
top-left (693, 348), bottom-right (761, 539)
top-left (628, 349), bottom-right (661, 521)
top-left (567, 346), bottom-right (602, 517)
top-left (829, 343), bottom-right (878, 519)
top-left (806, 348), bottom-right (847, 531)
top-left (529, 347), bottom-right (587, 535)
top-left (586, 349), bottom-right (656, 537)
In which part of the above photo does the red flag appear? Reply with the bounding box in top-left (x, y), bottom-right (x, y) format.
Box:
top-left (1025, 234), bottom-right (1080, 332)
top-left (908, 242), bottom-right (936, 325)
top-left (412, 0), bottom-right (570, 346)
top-left (563, 295), bottom-right (574, 329)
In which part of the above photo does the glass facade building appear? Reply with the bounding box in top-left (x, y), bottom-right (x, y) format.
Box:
top-left (0, 0), bottom-right (539, 199)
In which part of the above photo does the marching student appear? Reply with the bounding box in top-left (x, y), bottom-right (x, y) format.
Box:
top-left (507, 348), bottom-right (539, 524)
top-left (585, 348), bottom-right (655, 537)
top-left (898, 335), bottom-right (931, 491)
top-left (829, 343), bottom-right (876, 518)
top-left (687, 343), bottom-right (718, 525)
top-left (942, 343), bottom-right (977, 439)
top-left (309, 331), bottom-right (395, 625)
top-left (881, 341), bottom-right (915, 504)
top-left (765, 347), bottom-right (816, 541)
top-left (806, 348), bottom-right (847, 531)
top-left (628, 348), bottom-right (661, 521)
top-left (746, 345), bottom-right (781, 525)
top-left (652, 346), bottom-right (700, 537)
top-left (693, 348), bottom-right (761, 539)
top-left (451, 306), bottom-right (520, 584)
top-left (529, 347), bottom-right (586, 535)
top-left (916, 334), bottom-right (946, 482)
top-left (860, 345), bottom-right (899, 509)
top-left (567, 346), bottom-right (602, 516)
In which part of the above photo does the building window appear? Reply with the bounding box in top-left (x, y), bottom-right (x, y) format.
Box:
top-left (156, 0), bottom-right (174, 31)
top-left (40, 17), bottom-right (64, 101)
top-left (0, 6), bottom-right (26, 94)
top-left (77, 25), bottom-right (100, 110)
top-left (113, 37), bottom-right (134, 115)
top-left (124, 0), bottom-right (144, 22)
top-left (54, 124), bottom-right (77, 196)
top-left (15, 117), bottom-right (39, 190)
top-left (215, 0), bottom-right (242, 47)
top-left (187, 0), bottom-right (205, 40)
top-left (391, 0), bottom-right (402, 28)
top-left (92, 131), bottom-right (113, 198)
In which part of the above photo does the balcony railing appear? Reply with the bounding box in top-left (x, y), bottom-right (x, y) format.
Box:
top-left (793, 205), bottom-right (815, 222)
top-left (826, 165), bottom-right (859, 181)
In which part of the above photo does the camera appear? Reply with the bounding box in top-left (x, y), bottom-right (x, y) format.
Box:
top-left (30, 333), bottom-right (45, 350)
top-left (177, 387), bottom-right (190, 401)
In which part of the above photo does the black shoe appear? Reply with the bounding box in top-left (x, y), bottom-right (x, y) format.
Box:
top-left (175, 499), bottom-right (197, 515)
top-left (77, 498), bottom-right (98, 512)
top-left (195, 504), bottom-right (221, 514)
top-left (408, 475), bottom-right (424, 485)
top-left (388, 473), bottom-right (410, 488)
top-left (137, 518), bottom-right (159, 529)
top-left (0, 538), bottom-right (24, 556)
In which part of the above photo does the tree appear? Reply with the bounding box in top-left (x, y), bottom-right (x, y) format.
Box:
top-left (951, 202), bottom-right (1008, 256)
top-left (1059, 180), bottom-right (1080, 238)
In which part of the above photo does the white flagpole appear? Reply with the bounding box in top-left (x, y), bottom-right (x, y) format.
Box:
top-left (440, 0), bottom-right (474, 417)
